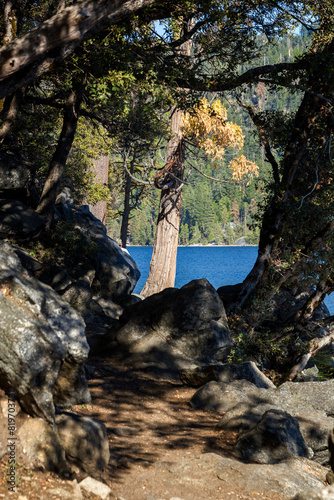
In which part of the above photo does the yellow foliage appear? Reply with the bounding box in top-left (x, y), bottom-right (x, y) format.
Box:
top-left (182, 98), bottom-right (259, 182)
top-left (228, 155), bottom-right (259, 182)
top-left (182, 98), bottom-right (244, 160)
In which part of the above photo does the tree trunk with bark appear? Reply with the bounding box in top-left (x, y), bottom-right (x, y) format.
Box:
top-left (141, 109), bottom-right (185, 297)
top-left (120, 167), bottom-right (132, 248)
top-left (36, 81), bottom-right (84, 226)
top-left (232, 87), bottom-right (329, 310)
top-left (88, 154), bottom-right (109, 225)
top-left (0, 0), bottom-right (156, 100)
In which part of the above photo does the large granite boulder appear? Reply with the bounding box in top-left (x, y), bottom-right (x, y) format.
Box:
top-left (98, 279), bottom-right (232, 373)
top-left (217, 284), bottom-right (330, 323)
top-left (55, 203), bottom-right (140, 304)
top-left (0, 199), bottom-right (46, 238)
top-left (292, 485), bottom-right (334, 500)
top-left (55, 412), bottom-right (110, 476)
top-left (235, 409), bottom-right (312, 464)
top-left (151, 453), bottom-right (325, 499)
top-left (0, 241), bottom-right (90, 424)
top-left (215, 361), bottom-right (276, 389)
top-left (191, 379), bottom-right (272, 413)
top-left (193, 375), bottom-right (334, 466)
top-left (179, 361), bottom-right (275, 389)
top-left (275, 380), bottom-right (334, 415)
top-left (0, 150), bottom-right (37, 198)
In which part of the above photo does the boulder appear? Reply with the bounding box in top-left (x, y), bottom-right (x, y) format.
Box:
top-left (99, 279), bottom-right (232, 373)
top-left (217, 401), bottom-right (285, 433)
top-left (235, 409), bottom-right (313, 464)
top-left (272, 288), bottom-right (330, 324)
top-left (17, 417), bottom-right (67, 472)
top-left (294, 411), bottom-right (334, 465)
top-left (56, 412), bottom-right (110, 475)
top-left (61, 280), bottom-right (93, 312)
top-left (292, 485), bottom-right (334, 500)
top-left (89, 297), bottom-right (124, 320)
top-left (275, 380), bottom-right (334, 415)
top-left (0, 241), bottom-right (90, 424)
top-left (0, 199), bottom-right (46, 238)
top-left (0, 150), bottom-right (37, 197)
top-left (152, 453), bottom-right (325, 499)
top-left (215, 361), bottom-right (276, 389)
top-left (79, 476), bottom-right (112, 499)
top-left (179, 361), bottom-right (275, 389)
top-left (191, 379), bottom-right (273, 413)
top-left (56, 204), bottom-right (140, 303)
top-left (179, 365), bottom-right (217, 387)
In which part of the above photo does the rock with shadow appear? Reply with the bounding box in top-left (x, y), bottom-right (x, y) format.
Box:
top-left (0, 199), bottom-right (46, 238)
top-left (234, 409), bottom-right (313, 464)
top-left (0, 240), bottom-right (90, 424)
top-left (56, 203), bottom-right (140, 305)
top-left (180, 360), bottom-right (276, 389)
top-left (192, 373), bottom-right (334, 467)
top-left (55, 412), bottom-right (110, 477)
top-left (92, 279), bottom-right (232, 376)
top-left (292, 485), bottom-right (334, 500)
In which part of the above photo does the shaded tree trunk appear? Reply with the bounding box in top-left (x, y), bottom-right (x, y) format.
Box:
top-left (120, 167), bottom-right (132, 248)
top-left (36, 81), bottom-right (84, 226)
top-left (141, 109), bottom-right (185, 297)
top-left (88, 154), bottom-right (109, 225)
top-left (233, 87), bottom-right (328, 309)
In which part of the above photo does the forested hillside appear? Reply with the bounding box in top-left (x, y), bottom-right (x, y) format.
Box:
top-left (108, 32), bottom-right (309, 246)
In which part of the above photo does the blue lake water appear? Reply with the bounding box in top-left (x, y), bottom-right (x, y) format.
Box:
top-left (128, 245), bottom-right (334, 314)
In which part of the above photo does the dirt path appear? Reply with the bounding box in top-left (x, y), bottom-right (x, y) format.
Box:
top-left (74, 356), bottom-right (284, 500)
top-left (0, 355), bottom-right (326, 499)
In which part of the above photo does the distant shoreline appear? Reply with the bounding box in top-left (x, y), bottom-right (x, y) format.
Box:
top-left (127, 244), bottom-right (258, 248)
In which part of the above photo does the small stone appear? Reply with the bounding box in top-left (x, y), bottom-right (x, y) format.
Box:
top-left (112, 426), bottom-right (137, 436)
top-left (79, 476), bottom-right (112, 499)
top-left (46, 488), bottom-right (75, 499)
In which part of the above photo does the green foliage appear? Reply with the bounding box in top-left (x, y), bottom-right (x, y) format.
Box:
top-left (313, 349), bottom-right (334, 380)
top-left (228, 325), bottom-right (310, 376)
top-left (65, 119), bottom-right (112, 205)
top-left (48, 220), bottom-right (98, 266)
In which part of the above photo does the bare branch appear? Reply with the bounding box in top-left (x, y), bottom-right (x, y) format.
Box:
top-left (186, 159), bottom-right (231, 183)
top-left (123, 161), bottom-right (153, 186)
top-left (288, 327), bottom-right (334, 381)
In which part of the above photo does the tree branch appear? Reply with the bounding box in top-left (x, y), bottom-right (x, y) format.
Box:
top-left (0, 0), bottom-right (156, 99)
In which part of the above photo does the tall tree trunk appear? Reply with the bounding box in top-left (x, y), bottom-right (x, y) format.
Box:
top-left (120, 167), bottom-right (132, 248)
top-left (232, 88), bottom-right (326, 309)
top-left (36, 80), bottom-right (84, 226)
top-left (141, 109), bottom-right (184, 297)
top-left (88, 154), bottom-right (109, 225)
top-left (0, 1), bottom-right (21, 142)
top-left (141, 20), bottom-right (192, 297)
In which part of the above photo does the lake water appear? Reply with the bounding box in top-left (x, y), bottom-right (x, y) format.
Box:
top-left (128, 245), bottom-right (334, 314)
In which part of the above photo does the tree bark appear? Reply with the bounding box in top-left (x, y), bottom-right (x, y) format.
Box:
top-left (36, 81), bottom-right (84, 226)
top-left (0, 88), bottom-right (22, 142)
top-left (233, 88), bottom-right (328, 309)
top-left (141, 109), bottom-right (184, 297)
top-left (287, 328), bottom-right (334, 381)
top-left (120, 155), bottom-right (133, 248)
top-left (0, 0), bottom-right (156, 99)
top-left (88, 154), bottom-right (109, 225)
